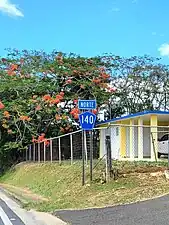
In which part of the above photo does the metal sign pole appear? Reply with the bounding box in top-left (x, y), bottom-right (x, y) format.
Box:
top-left (90, 130), bottom-right (93, 182)
top-left (78, 99), bottom-right (97, 186)
top-left (82, 129), bottom-right (85, 186)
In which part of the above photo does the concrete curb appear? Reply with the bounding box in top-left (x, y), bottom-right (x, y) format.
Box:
top-left (0, 187), bottom-right (67, 225)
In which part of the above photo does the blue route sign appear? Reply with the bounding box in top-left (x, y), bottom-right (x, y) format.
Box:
top-left (79, 111), bottom-right (96, 131)
top-left (78, 99), bottom-right (96, 110)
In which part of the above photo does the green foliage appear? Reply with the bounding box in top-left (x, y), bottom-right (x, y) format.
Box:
top-left (0, 49), bottom-right (168, 168)
top-left (0, 49), bottom-right (112, 168)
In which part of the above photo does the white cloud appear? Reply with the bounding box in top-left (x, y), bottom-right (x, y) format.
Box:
top-left (0, 0), bottom-right (24, 17)
top-left (158, 43), bottom-right (169, 56)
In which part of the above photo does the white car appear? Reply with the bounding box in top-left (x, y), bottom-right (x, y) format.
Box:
top-left (158, 134), bottom-right (169, 158)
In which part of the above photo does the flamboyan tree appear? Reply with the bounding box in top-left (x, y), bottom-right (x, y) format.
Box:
top-left (0, 49), bottom-right (115, 160)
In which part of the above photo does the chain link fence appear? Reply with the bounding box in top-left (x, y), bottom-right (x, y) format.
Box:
top-left (24, 124), bottom-right (169, 184)
top-left (25, 129), bottom-right (106, 183)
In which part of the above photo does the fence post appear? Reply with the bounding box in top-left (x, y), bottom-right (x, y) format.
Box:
top-left (82, 130), bottom-right (85, 186)
top-left (84, 131), bottom-right (88, 165)
top-left (38, 142), bottom-right (40, 162)
top-left (50, 139), bottom-right (53, 163)
top-left (70, 134), bottom-right (73, 165)
top-left (29, 145), bottom-right (31, 161)
top-left (90, 130), bottom-right (93, 182)
top-left (44, 142), bottom-right (46, 162)
top-left (33, 143), bottom-right (35, 162)
top-left (105, 136), bottom-right (112, 182)
top-left (59, 138), bottom-right (61, 165)
top-left (26, 146), bottom-right (28, 161)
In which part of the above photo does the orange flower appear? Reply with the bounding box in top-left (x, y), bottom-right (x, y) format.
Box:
top-left (44, 139), bottom-right (50, 146)
top-left (59, 92), bottom-right (64, 97)
top-left (55, 115), bottom-right (61, 120)
top-left (50, 98), bottom-right (60, 105)
top-left (70, 108), bottom-right (79, 115)
top-left (20, 115), bottom-right (31, 121)
top-left (92, 109), bottom-right (97, 114)
top-left (92, 79), bottom-right (101, 84)
top-left (0, 101), bottom-right (5, 109)
top-left (42, 94), bottom-right (51, 101)
top-left (101, 73), bottom-right (110, 79)
top-left (3, 111), bottom-right (10, 118)
top-left (73, 114), bottom-right (79, 120)
top-left (38, 135), bottom-right (45, 142)
top-left (32, 136), bottom-right (37, 143)
top-left (56, 94), bottom-right (63, 100)
top-left (7, 70), bottom-right (15, 76)
top-left (11, 64), bottom-right (18, 71)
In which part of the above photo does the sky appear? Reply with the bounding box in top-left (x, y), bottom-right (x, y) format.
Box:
top-left (0, 0), bottom-right (169, 64)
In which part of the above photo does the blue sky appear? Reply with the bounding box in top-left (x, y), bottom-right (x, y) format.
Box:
top-left (0, 0), bottom-right (169, 64)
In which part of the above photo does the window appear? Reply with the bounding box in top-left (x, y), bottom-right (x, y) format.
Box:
top-left (160, 134), bottom-right (169, 142)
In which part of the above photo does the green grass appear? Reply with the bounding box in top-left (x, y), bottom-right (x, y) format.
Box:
top-left (0, 161), bottom-right (169, 212)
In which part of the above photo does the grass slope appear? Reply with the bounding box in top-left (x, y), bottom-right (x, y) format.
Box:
top-left (0, 161), bottom-right (169, 212)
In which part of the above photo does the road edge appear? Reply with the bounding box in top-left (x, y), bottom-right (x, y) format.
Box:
top-left (0, 187), bottom-right (67, 225)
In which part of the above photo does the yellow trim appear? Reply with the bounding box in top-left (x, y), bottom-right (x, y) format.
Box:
top-left (150, 115), bottom-right (157, 160)
top-left (129, 119), bottom-right (134, 158)
top-left (120, 122), bottom-right (126, 157)
top-left (120, 127), bottom-right (126, 157)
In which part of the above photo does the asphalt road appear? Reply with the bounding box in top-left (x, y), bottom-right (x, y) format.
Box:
top-left (0, 198), bottom-right (25, 225)
top-left (55, 195), bottom-right (169, 225)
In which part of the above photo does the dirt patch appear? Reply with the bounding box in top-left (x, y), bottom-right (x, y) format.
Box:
top-left (0, 183), bottom-right (48, 202)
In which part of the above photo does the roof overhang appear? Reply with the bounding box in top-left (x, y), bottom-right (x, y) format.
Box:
top-left (97, 110), bottom-right (169, 126)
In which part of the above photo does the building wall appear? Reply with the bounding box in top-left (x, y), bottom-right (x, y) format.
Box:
top-left (111, 127), bottom-right (120, 159)
top-left (99, 115), bottom-right (169, 161)
top-left (126, 127), bottom-right (130, 157)
top-left (134, 127), bottom-right (138, 157)
top-left (143, 127), bottom-right (151, 157)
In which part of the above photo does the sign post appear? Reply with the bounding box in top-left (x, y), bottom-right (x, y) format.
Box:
top-left (90, 130), bottom-right (93, 182)
top-left (78, 99), bottom-right (97, 185)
